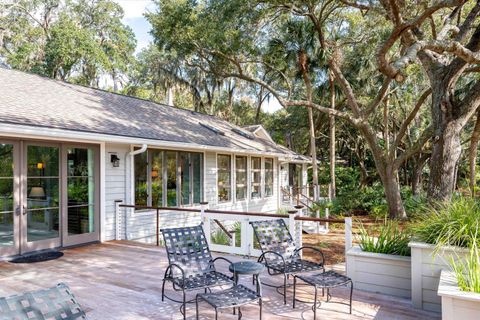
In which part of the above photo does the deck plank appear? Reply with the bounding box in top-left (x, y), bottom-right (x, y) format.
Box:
top-left (0, 241), bottom-right (440, 320)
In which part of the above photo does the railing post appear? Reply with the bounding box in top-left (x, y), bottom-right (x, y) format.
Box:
top-left (345, 217), bottom-right (352, 253)
top-left (156, 208), bottom-right (160, 246)
top-left (114, 200), bottom-right (123, 240)
top-left (200, 202), bottom-right (210, 244)
top-left (289, 186), bottom-right (293, 205)
top-left (288, 210), bottom-right (300, 251)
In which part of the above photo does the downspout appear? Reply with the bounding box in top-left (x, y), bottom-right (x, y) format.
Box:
top-left (124, 144), bottom-right (148, 240)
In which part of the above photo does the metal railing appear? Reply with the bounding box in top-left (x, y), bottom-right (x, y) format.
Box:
top-left (115, 201), bottom-right (375, 258)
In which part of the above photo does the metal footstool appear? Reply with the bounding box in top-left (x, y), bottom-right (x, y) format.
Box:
top-left (293, 270), bottom-right (353, 319)
top-left (196, 285), bottom-right (262, 320)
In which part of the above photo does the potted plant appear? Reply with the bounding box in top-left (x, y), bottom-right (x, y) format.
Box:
top-left (438, 242), bottom-right (480, 319)
top-left (409, 197), bottom-right (478, 312)
top-left (346, 221), bottom-right (412, 298)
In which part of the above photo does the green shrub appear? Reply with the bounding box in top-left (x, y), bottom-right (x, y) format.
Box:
top-left (412, 197), bottom-right (480, 248)
top-left (211, 229), bottom-right (230, 246)
top-left (357, 221), bottom-right (411, 256)
top-left (451, 242), bottom-right (480, 293)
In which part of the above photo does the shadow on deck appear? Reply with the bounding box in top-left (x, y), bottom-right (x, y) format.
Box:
top-left (0, 241), bottom-right (439, 320)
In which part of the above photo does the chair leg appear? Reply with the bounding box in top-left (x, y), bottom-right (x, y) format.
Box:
top-left (196, 295), bottom-right (199, 320)
top-left (349, 281), bottom-right (353, 314)
top-left (238, 307), bottom-right (241, 320)
top-left (215, 308), bottom-right (218, 320)
top-left (293, 276), bottom-right (296, 309)
top-left (283, 273), bottom-right (287, 305)
top-left (259, 298), bottom-right (262, 320)
top-left (182, 290), bottom-right (187, 320)
top-left (314, 286), bottom-right (318, 320)
top-left (161, 279), bottom-right (166, 301)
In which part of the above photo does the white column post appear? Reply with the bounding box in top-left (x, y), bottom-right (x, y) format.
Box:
top-left (345, 217), bottom-right (353, 253)
top-left (114, 200), bottom-right (123, 240)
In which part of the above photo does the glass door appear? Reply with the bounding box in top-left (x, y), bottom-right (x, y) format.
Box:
top-left (0, 141), bottom-right (20, 256)
top-left (62, 146), bottom-right (99, 246)
top-left (22, 143), bottom-right (61, 253)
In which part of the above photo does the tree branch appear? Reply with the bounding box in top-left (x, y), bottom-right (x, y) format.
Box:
top-left (394, 125), bottom-right (433, 169)
top-left (391, 88), bottom-right (432, 154)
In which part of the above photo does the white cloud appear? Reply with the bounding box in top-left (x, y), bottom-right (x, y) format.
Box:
top-left (113, 0), bottom-right (155, 19)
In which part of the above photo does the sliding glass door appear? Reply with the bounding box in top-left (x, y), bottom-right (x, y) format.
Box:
top-left (62, 146), bottom-right (99, 246)
top-left (0, 140), bottom-right (99, 257)
top-left (0, 141), bottom-right (19, 256)
top-left (22, 143), bottom-right (61, 252)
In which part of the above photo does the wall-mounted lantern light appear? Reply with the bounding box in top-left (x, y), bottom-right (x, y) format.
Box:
top-left (110, 154), bottom-right (120, 167)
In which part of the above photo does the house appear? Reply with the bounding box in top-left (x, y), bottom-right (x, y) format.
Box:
top-left (0, 67), bottom-right (310, 258)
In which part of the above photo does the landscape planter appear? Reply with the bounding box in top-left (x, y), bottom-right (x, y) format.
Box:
top-left (409, 241), bottom-right (469, 312)
top-left (438, 270), bottom-right (480, 320)
top-left (346, 246), bottom-right (411, 298)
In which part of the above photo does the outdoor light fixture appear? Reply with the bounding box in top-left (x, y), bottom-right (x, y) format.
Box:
top-left (110, 154), bottom-right (120, 167)
top-left (37, 162), bottom-right (44, 169)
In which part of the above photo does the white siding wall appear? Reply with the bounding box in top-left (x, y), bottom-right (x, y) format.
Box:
top-left (103, 143), bottom-right (130, 241)
top-left (102, 146), bottom-right (302, 243)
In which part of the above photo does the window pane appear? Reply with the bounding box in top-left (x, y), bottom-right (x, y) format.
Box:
top-left (166, 151), bottom-right (177, 206)
top-left (180, 152), bottom-right (190, 206)
top-left (251, 157), bottom-right (261, 199)
top-left (218, 155), bottom-right (231, 202)
top-left (236, 156), bottom-right (247, 200)
top-left (0, 144), bottom-right (14, 177)
top-left (192, 153), bottom-right (202, 204)
top-left (67, 148), bottom-right (95, 235)
top-left (134, 151), bottom-right (148, 206)
top-left (265, 158), bottom-right (274, 197)
top-left (150, 150), bottom-right (163, 207)
top-left (27, 146), bottom-right (59, 177)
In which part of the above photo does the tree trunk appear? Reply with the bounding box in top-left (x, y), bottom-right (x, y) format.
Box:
top-left (412, 153), bottom-right (429, 196)
top-left (469, 110), bottom-right (480, 196)
top-left (329, 71), bottom-right (336, 198)
top-left (307, 106), bottom-right (319, 199)
top-left (382, 165), bottom-right (406, 219)
top-left (428, 87), bottom-right (464, 201)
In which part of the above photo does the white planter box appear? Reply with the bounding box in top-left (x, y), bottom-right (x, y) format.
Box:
top-left (409, 241), bottom-right (469, 312)
top-left (438, 270), bottom-right (480, 320)
top-left (346, 246), bottom-right (411, 298)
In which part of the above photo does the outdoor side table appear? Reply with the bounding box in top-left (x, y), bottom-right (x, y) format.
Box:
top-left (229, 260), bottom-right (265, 293)
top-left (195, 260), bottom-right (264, 319)
top-left (293, 270), bottom-right (353, 320)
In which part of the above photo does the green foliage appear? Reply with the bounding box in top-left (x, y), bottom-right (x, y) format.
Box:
top-left (1, 0), bottom-right (136, 85)
top-left (211, 229), bottom-right (230, 246)
top-left (357, 221), bottom-right (411, 256)
top-left (412, 197), bottom-right (480, 248)
top-left (451, 243), bottom-right (480, 293)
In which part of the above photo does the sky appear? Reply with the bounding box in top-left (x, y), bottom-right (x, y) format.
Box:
top-left (113, 0), bottom-right (282, 113)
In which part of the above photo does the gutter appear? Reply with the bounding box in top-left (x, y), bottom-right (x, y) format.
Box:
top-left (124, 144), bottom-right (148, 240)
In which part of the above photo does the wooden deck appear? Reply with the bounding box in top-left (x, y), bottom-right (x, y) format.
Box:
top-left (0, 241), bottom-right (439, 320)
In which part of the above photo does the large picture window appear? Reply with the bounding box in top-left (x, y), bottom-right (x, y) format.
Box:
top-left (251, 157), bottom-right (261, 199)
top-left (265, 158), bottom-right (274, 197)
top-left (217, 155), bottom-right (231, 202)
top-left (134, 149), bottom-right (203, 207)
top-left (235, 156), bottom-right (247, 201)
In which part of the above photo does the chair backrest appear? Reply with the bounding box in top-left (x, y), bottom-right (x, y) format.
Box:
top-left (250, 219), bottom-right (297, 260)
top-left (0, 283), bottom-right (87, 319)
top-left (161, 224), bottom-right (214, 277)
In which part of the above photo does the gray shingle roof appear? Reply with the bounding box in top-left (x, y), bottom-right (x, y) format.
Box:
top-left (0, 68), bottom-right (306, 158)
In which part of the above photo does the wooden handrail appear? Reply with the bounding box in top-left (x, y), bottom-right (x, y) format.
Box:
top-left (213, 219), bottom-right (233, 239)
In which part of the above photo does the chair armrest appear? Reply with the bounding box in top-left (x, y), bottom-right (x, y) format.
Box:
top-left (258, 250), bottom-right (286, 270)
top-left (294, 246), bottom-right (325, 265)
top-left (210, 256), bottom-right (234, 274)
top-left (164, 263), bottom-right (186, 286)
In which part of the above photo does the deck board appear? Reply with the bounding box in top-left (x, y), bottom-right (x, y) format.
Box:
top-left (0, 241), bottom-right (440, 320)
